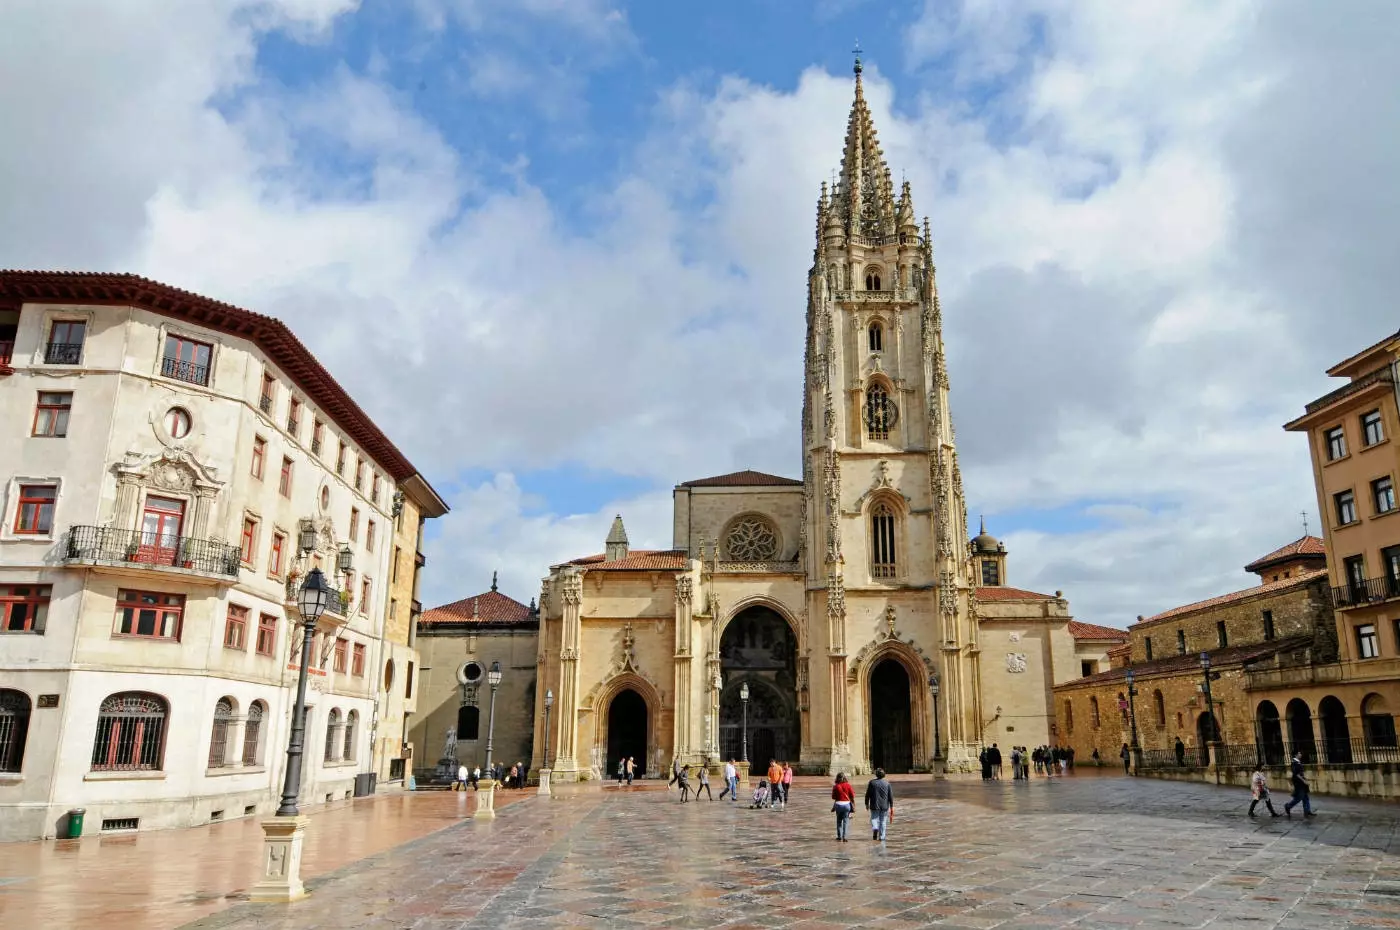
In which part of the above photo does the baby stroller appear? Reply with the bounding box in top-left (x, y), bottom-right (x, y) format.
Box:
top-left (749, 779), bottom-right (770, 809)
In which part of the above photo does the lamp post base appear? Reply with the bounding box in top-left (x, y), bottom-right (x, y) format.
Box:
top-left (932, 757), bottom-right (947, 780)
top-left (248, 816), bottom-right (310, 903)
top-left (537, 769), bottom-right (552, 796)
top-left (474, 779), bottom-right (498, 819)
top-left (736, 761), bottom-right (751, 792)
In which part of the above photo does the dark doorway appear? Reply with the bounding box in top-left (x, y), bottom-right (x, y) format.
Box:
top-left (1319, 695), bottom-right (1351, 763)
top-left (457, 704), bottom-right (480, 742)
top-left (1196, 711), bottom-right (1220, 765)
top-left (1256, 701), bottom-right (1285, 766)
top-left (1285, 698), bottom-right (1316, 762)
top-left (718, 606), bottom-right (800, 765)
top-left (606, 689), bottom-right (648, 778)
top-left (869, 659), bottom-right (913, 773)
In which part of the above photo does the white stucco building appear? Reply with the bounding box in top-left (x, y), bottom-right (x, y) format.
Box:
top-left (0, 272), bottom-right (445, 841)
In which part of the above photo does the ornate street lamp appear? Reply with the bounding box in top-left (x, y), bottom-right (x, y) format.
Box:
top-left (739, 681), bottom-right (749, 764)
top-left (484, 661), bottom-right (503, 776)
top-left (1200, 652), bottom-right (1221, 784)
top-left (274, 567), bottom-right (332, 816)
top-left (337, 544), bottom-right (353, 574)
top-left (297, 521), bottom-right (317, 555)
top-left (542, 689), bottom-right (555, 769)
top-left (1124, 668), bottom-right (1141, 776)
top-left (928, 672), bottom-right (942, 764)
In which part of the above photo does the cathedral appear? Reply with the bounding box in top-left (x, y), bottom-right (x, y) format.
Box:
top-left (530, 60), bottom-right (1103, 779)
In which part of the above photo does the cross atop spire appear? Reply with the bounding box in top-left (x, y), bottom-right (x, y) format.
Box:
top-left (852, 39), bottom-right (863, 75)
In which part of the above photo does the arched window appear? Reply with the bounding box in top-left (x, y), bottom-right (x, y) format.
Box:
top-left (868, 322), bottom-right (883, 352)
top-left (324, 708), bottom-right (342, 763)
top-left (384, 659), bottom-right (395, 692)
top-left (865, 383), bottom-right (897, 440)
top-left (92, 692), bottom-right (168, 771)
top-left (865, 267), bottom-right (882, 291)
top-left (208, 697), bottom-right (234, 768)
top-left (1362, 693), bottom-right (1397, 748)
top-left (458, 704), bottom-right (481, 741)
top-left (1063, 699), bottom-right (1074, 735)
top-left (1153, 690), bottom-right (1165, 727)
top-left (343, 710), bottom-right (358, 762)
top-left (871, 501), bottom-right (897, 579)
top-left (242, 701), bottom-right (266, 766)
top-left (1090, 696), bottom-right (1101, 729)
top-left (0, 690), bottom-right (31, 773)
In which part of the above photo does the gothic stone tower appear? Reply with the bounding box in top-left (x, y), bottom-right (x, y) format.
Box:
top-left (803, 56), bottom-right (981, 772)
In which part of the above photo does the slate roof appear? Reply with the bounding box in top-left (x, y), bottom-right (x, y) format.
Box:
top-left (568, 550), bottom-right (689, 571)
top-left (679, 470), bottom-right (803, 488)
top-left (1244, 535), bottom-right (1327, 574)
top-left (976, 586), bottom-right (1057, 602)
top-left (1136, 570), bottom-right (1327, 626)
top-left (420, 590), bottom-right (533, 626)
top-left (1058, 635), bottom-right (1313, 688)
top-left (1067, 620), bottom-right (1129, 642)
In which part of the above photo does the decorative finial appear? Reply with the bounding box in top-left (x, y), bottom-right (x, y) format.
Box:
top-left (491, 570), bottom-right (498, 593)
top-left (1301, 511), bottom-right (1309, 536)
top-left (852, 39), bottom-right (863, 75)
top-left (980, 515), bottom-right (986, 535)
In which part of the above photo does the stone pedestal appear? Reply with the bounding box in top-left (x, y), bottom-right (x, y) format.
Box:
top-left (931, 757), bottom-right (947, 780)
top-left (474, 779), bottom-right (498, 819)
top-left (537, 769), bottom-right (552, 796)
top-left (248, 816), bottom-right (310, 903)
top-left (737, 761), bottom-right (751, 791)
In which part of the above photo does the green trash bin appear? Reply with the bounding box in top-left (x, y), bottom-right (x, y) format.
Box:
top-left (66, 809), bottom-right (85, 838)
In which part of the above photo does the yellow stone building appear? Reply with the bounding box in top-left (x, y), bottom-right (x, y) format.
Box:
top-left (530, 63), bottom-right (1094, 779)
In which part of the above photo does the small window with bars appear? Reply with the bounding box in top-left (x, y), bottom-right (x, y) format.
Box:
top-left (870, 502), bottom-right (897, 579)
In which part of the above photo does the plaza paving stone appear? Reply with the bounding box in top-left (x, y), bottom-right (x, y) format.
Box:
top-left (167, 772), bottom-right (1400, 930)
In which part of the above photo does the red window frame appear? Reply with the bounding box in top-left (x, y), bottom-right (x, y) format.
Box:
top-left (0, 584), bottom-right (51, 632)
top-left (162, 334), bottom-right (212, 386)
top-left (260, 372), bottom-right (276, 411)
top-left (32, 392), bottom-right (72, 437)
top-left (251, 436), bottom-right (266, 479)
top-left (224, 605), bottom-right (248, 650)
top-left (336, 442), bottom-right (346, 475)
top-left (269, 532), bottom-right (286, 577)
top-left (355, 458), bottom-right (365, 491)
top-left (360, 578), bottom-right (371, 614)
top-left (279, 457), bottom-right (293, 498)
top-left (371, 474), bottom-right (381, 504)
top-left (349, 507), bottom-right (359, 542)
top-left (255, 613), bottom-right (278, 656)
top-left (14, 485), bottom-right (57, 534)
top-left (333, 638), bottom-right (348, 673)
top-left (312, 420), bottom-right (324, 455)
top-left (50, 319), bottom-right (86, 348)
top-left (241, 518), bottom-right (258, 565)
top-left (366, 520), bottom-right (376, 553)
top-left (287, 398), bottom-right (301, 437)
top-left (351, 642), bottom-right (366, 676)
top-left (113, 590), bottom-right (185, 640)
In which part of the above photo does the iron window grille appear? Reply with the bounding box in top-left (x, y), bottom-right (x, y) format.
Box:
top-left (0, 689), bottom-right (31, 773)
top-left (208, 698), bottom-right (233, 768)
top-left (91, 693), bottom-right (168, 771)
top-left (242, 702), bottom-right (265, 765)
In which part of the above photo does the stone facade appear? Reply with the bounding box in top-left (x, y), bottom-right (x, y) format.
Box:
top-left (531, 64), bottom-right (1089, 782)
top-left (0, 274), bottom-right (442, 841)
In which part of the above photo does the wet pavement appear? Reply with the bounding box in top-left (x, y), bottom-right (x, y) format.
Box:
top-left (171, 772), bottom-right (1400, 929)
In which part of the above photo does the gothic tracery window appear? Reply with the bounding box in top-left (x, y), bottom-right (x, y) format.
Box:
top-left (865, 267), bottom-right (882, 291)
top-left (871, 502), bottom-right (897, 579)
top-left (865, 383), bottom-right (897, 440)
top-left (868, 322), bottom-right (883, 352)
top-left (725, 516), bottom-right (778, 561)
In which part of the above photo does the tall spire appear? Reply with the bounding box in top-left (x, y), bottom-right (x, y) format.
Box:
top-left (834, 48), bottom-right (896, 239)
top-left (605, 514), bottom-right (629, 562)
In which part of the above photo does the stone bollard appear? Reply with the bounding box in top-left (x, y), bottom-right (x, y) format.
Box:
top-left (736, 760), bottom-right (751, 792)
top-left (248, 816), bottom-right (310, 903)
top-left (537, 768), bottom-right (552, 796)
top-left (474, 779), bottom-right (498, 819)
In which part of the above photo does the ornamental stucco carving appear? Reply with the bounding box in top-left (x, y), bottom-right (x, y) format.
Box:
top-left (1006, 653), bottom-right (1027, 674)
top-left (674, 575), bottom-right (693, 604)
top-left (561, 573), bottom-right (583, 606)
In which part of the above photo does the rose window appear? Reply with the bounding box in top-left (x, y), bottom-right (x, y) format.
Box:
top-left (725, 517), bottom-right (778, 561)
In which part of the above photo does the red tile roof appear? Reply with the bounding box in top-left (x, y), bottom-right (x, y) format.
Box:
top-left (976, 586), bottom-right (1057, 601)
top-left (1058, 635), bottom-right (1312, 688)
top-left (1067, 620), bottom-right (1128, 642)
top-left (0, 271), bottom-right (425, 483)
top-left (1243, 535), bottom-right (1327, 573)
top-left (1136, 570), bottom-right (1327, 626)
top-left (420, 590), bottom-right (533, 626)
top-left (680, 470), bottom-right (802, 488)
top-left (568, 550), bottom-right (689, 571)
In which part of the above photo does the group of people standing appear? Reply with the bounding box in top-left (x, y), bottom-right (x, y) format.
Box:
top-left (452, 761), bottom-right (529, 790)
top-left (978, 744), bottom-right (1072, 780)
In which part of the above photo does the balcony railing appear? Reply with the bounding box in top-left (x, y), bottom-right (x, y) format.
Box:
top-left (44, 342), bottom-right (82, 364)
top-left (284, 574), bottom-right (349, 617)
top-left (161, 355), bottom-right (210, 386)
top-left (259, 394), bottom-right (273, 414)
top-left (63, 525), bottom-right (240, 579)
top-left (1139, 738), bottom-right (1400, 770)
top-left (1304, 364), bottom-right (1394, 415)
top-left (1244, 662), bottom-right (1344, 690)
top-left (1331, 575), bottom-right (1400, 609)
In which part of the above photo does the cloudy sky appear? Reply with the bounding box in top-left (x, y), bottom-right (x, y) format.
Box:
top-left (5, 1), bottom-right (1396, 624)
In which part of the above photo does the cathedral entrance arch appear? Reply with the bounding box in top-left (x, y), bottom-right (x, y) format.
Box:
top-left (718, 605), bottom-right (799, 766)
top-left (869, 659), bottom-right (914, 773)
top-left (605, 689), bottom-right (648, 778)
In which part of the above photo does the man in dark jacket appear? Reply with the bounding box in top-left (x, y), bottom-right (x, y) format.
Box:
top-left (1283, 752), bottom-right (1315, 817)
top-left (864, 768), bottom-right (894, 841)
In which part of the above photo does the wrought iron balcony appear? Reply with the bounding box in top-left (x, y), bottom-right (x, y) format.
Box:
top-left (63, 525), bottom-right (240, 580)
top-left (44, 341), bottom-right (82, 364)
top-left (1331, 575), bottom-right (1400, 609)
top-left (161, 355), bottom-right (210, 386)
top-left (283, 574), bottom-right (349, 618)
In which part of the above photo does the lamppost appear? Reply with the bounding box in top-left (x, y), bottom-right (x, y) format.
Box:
top-left (928, 672), bottom-right (942, 772)
top-left (1200, 652), bottom-right (1221, 785)
top-left (739, 681), bottom-right (749, 763)
top-left (484, 661), bottom-right (503, 776)
top-left (474, 661), bottom-right (504, 820)
top-left (537, 688), bottom-right (554, 797)
top-left (1124, 668), bottom-right (1141, 776)
top-left (275, 567), bottom-right (333, 815)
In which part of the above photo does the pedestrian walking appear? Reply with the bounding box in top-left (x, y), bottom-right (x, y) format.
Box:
top-left (453, 763), bottom-right (468, 791)
top-left (625, 756), bottom-right (635, 787)
top-left (471, 766), bottom-right (481, 789)
top-left (1248, 765), bottom-right (1281, 817)
top-left (990, 743), bottom-right (1003, 779)
top-left (1010, 746), bottom-right (1022, 780)
top-left (668, 757), bottom-right (681, 790)
top-left (864, 768), bottom-right (894, 841)
top-left (1058, 746), bottom-right (1069, 776)
top-left (1283, 752), bottom-right (1315, 817)
top-left (979, 746), bottom-right (992, 781)
top-left (694, 763), bottom-right (713, 800)
top-left (1120, 743), bottom-right (1131, 775)
top-left (781, 761), bottom-right (794, 807)
top-left (1174, 737), bottom-right (1186, 766)
top-left (766, 760), bottom-right (783, 809)
top-left (719, 758), bottom-right (738, 801)
top-left (831, 772), bottom-right (855, 841)
top-left (616, 758), bottom-right (625, 785)
top-left (677, 765), bottom-right (691, 802)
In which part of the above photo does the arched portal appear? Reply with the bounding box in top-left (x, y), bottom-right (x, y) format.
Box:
top-left (869, 659), bottom-right (913, 773)
top-left (1256, 700), bottom-right (1285, 766)
top-left (719, 605), bottom-right (799, 766)
top-left (606, 689), bottom-right (648, 778)
top-left (1319, 695), bottom-right (1351, 763)
top-left (1285, 698), bottom-right (1315, 762)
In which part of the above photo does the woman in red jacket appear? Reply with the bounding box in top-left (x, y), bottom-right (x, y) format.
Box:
top-left (831, 772), bottom-right (855, 841)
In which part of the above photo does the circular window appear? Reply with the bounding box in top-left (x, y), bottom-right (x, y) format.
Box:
top-left (384, 659), bottom-right (395, 691)
top-left (458, 661), bottom-right (484, 685)
top-left (165, 407), bottom-right (192, 439)
top-left (319, 486), bottom-right (330, 510)
top-left (725, 516), bottom-right (779, 561)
